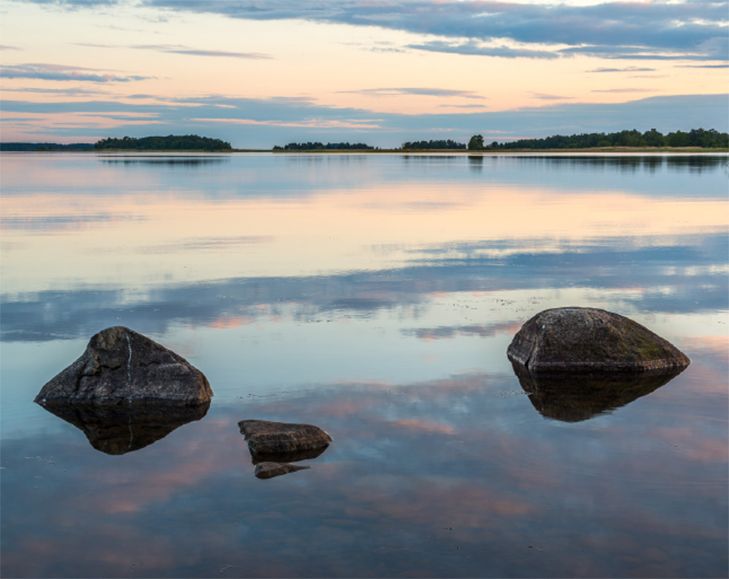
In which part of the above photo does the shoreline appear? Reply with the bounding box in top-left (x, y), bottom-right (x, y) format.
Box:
top-left (2, 148), bottom-right (728, 156)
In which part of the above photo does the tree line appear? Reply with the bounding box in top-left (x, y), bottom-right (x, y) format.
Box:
top-left (467, 128), bottom-right (729, 150)
top-left (0, 142), bottom-right (94, 151)
top-left (94, 135), bottom-right (232, 151)
top-left (273, 142), bottom-right (375, 151)
top-left (401, 139), bottom-right (465, 150)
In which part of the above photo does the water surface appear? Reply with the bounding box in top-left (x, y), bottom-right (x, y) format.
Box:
top-left (1, 153), bottom-right (727, 577)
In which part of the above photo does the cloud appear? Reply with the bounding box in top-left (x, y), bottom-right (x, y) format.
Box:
top-left (0, 86), bottom-right (106, 96)
top-left (1, 93), bottom-right (727, 146)
top-left (77, 42), bottom-right (271, 59)
top-left (0, 63), bottom-right (150, 82)
top-left (192, 117), bottom-right (382, 130)
top-left (530, 93), bottom-right (570, 101)
top-left (591, 88), bottom-right (651, 94)
top-left (19, 0), bottom-right (729, 61)
top-left (411, 39), bottom-right (728, 62)
top-left (676, 64), bottom-right (729, 69)
top-left (339, 87), bottom-right (484, 99)
top-left (409, 40), bottom-right (559, 59)
top-left (588, 66), bottom-right (657, 73)
top-left (141, 0), bottom-right (729, 62)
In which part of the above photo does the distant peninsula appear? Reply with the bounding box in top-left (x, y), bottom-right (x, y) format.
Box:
top-left (274, 129), bottom-right (729, 152)
top-left (0, 134), bottom-right (233, 152)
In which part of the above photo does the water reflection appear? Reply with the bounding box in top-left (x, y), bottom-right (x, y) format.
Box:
top-left (2, 363), bottom-right (726, 577)
top-left (99, 156), bottom-right (229, 167)
top-left (246, 445), bottom-right (329, 466)
top-left (1, 153), bottom-right (727, 577)
top-left (467, 155), bottom-right (484, 171)
top-left (2, 233), bottom-right (725, 342)
top-left (38, 402), bottom-right (210, 454)
top-left (509, 154), bottom-right (728, 173)
top-left (511, 363), bottom-right (686, 422)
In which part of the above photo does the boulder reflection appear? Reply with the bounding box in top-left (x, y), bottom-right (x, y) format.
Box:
top-left (38, 402), bottom-right (210, 454)
top-left (512, 363), bottom-right (685, 422)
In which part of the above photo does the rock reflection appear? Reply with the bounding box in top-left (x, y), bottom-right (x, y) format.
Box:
top-left (39, 402), bottom-right (210, 454)
top-left (512, 363), bottom-right (685, 422)
top-left (249, 446), bottom-right (329, 466)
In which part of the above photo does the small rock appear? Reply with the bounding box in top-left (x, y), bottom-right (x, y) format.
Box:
top-left (507, 307), bottom-right (689, 373)
top-left (35, 326), bottom-right (212, 405)
top-left (254, 461), bottom-right (310, 479)
top-left (239, 419), bottom-right (331, 463)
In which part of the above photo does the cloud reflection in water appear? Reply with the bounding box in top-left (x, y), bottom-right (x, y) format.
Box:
top-left (2, 363), bottom-right (726, 577)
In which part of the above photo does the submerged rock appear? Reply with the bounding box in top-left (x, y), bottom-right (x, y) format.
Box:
top-left (512, 362), bottom-right (683, 422)
top-left (254, 461), bottom-right (310, 480)
top-left (35, 326), bottom-right (213, 405)
top-left (507, 307), bottom-right (689, 373)
top-left (40, 402), bottom-right (209, 454)
top-left (239, 419), bottom-right (331, 464)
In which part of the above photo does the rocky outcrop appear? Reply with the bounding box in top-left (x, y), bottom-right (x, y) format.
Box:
top-left (512, 362), bottom-right (683, 422)
top-left (35, 326), bottom-right (213, 405)
top-left (238, 419), bottom-right (332, 464)
top-left (254, 461), bottom-right (310, 480)
top-left (507, 307), bottom-right (689, 373)
top-left (40, 402), bottom-right (209, 454)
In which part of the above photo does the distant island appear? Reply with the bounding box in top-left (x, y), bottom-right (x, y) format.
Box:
top-left (1, 129), bottom-right (727, 153)
top-left (95, 135), bottom-right (232, 151)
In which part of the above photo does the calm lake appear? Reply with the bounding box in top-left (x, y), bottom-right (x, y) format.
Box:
top-left (1, 153), bottom-right (727, 578)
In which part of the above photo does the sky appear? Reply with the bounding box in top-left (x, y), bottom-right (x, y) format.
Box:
top-left (0, 0), bottom-right (727, 147)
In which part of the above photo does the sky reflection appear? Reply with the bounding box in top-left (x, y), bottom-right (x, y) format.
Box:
top-left (2, 364), bottom-right (726, 578)
top-left (1, 154), bottom-right (727, 578)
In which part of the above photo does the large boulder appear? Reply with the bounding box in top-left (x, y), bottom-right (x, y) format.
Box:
top-left (239, 419), bottom-right (331, 464)
top-left (35, 326), bottom-right (212, 406)
top-left (507, 307), bottom-right (689, 373)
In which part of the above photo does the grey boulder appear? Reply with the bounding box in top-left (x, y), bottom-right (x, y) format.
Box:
top-left (35, 326), bottom-right (212, 406)
top-left (239, 419), bottom-right (331, 463)
top-left (507, 307), bottom-right (689, 373)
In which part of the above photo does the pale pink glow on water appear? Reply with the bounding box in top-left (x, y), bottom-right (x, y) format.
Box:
top-left (2, 180), bottom-right (727, 292)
